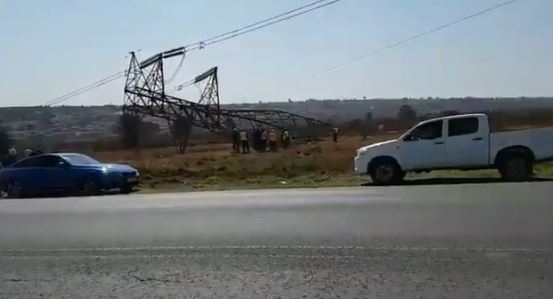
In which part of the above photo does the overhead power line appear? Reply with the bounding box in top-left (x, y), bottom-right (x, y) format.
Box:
top-left (183, 0), bottom-right (332, 49)
top-left (44, 0), bottom-right (343, 106)
top-left (164, 53), bottom-right (186, 84)
top-left (45, 71), bottom-right (125, 106)
top-left (291, 0), bottom-right (519, 86)
top-left (185, 0), bottom-right (342, 51)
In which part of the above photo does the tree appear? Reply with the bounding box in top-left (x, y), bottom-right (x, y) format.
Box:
top-left (38, 108), bottom-right (55, 127)
top-left (0, 125), bottom-right (11, 156)
top-left (169, 116), bottom-right (192, 154)
top-left (362, 111), bottom-right (375, 138)
top-left (366, 112), bottom-right (373, 122)
top-left (397, 104), bottom-right (417, 125)
top-left (117, 113), bottom-right (142, 149)
top-left (346, 119), bottom-right (364, 132)
top-left (141, 121), bottom-right (160, 137)
top-left (438, 110), bottom-right (460, 117)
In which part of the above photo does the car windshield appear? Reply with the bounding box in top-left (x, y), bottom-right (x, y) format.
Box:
top-left (62, 154), bottom-right (101, 166)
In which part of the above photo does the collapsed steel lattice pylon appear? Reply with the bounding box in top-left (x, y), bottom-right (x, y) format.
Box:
top-left (123, 51), bottom-right (331, 133)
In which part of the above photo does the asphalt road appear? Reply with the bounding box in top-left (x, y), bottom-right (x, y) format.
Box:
top-left (1, 182), bottom-right (552, 298)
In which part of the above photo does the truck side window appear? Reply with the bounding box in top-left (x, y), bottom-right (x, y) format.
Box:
top-left (448, 117), bottom-right (478, 137)
top-left (405, 120), bottom-right (443, 141)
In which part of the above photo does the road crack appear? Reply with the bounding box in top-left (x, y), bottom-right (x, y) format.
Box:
top-left (128, 271), bottom-right (184, 284)
top-left (2, 278), bottom-right (25, 282)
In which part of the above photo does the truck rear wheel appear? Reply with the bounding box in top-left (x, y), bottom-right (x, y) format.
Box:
top-left (498, 154), bottom-right (533, 181)
top-left (369, 159), bottom-right (403, 185)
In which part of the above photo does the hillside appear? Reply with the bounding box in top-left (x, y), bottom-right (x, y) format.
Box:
top-left (1, 97), bottom-right (552, 147)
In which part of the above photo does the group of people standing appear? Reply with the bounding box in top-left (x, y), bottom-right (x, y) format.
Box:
top-left (232, 128), bottom-right (291, 154)
top-left (0, 147), bottom-right (43, 168)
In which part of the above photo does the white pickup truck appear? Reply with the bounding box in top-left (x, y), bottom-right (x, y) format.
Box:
top-left (354, 113), bottom-right (553, 184)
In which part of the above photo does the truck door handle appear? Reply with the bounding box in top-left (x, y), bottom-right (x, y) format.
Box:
top-left (434, 141), bottom-right (444, 145)
top-left (472, 137), bottom-right (483, 141)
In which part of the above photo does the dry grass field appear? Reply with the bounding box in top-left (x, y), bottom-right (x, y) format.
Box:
top-left (85, 133), bottom-right (553, 192)
top-left (87, 135), bottom-right (383, 191)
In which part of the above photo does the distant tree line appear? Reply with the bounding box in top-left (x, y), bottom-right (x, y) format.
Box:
top-left (116, 114), bottom-right (162, 149)
top-left (0, 123), bottom-right (11, 156)
top-left (4, 103), bottom-right (553, 153)
top-left (116, 113), bottom-right (193, 153)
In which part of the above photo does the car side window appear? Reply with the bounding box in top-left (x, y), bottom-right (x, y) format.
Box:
top-left (36, 156), bottom-right (64, 167)
top-left (12, 156), bottom-right (62, 168)
top-left (405, 120), bottom-right (443, 141)
top-left (448, 117), bottom-right (479, 137)
top-left (12, 157), bottom-right (40, 168)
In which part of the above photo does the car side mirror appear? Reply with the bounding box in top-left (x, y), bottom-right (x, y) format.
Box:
top-left (59, 161), bottom-right (70, 169)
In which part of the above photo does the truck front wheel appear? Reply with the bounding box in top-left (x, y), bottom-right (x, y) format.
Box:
top-left (369, 160), bottom-right (404, 185)
top-left (498, 154), bottom-right (533, 181)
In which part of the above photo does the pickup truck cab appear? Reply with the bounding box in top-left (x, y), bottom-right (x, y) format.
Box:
top-left (354, 113), bottom-right (553, 184)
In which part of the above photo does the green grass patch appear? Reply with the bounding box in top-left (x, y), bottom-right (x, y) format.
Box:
top-left (139, 162), bottom-right (553, 193)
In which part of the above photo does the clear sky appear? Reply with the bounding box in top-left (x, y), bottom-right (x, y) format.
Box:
top-left (0, 0), bottom-right (551, 107)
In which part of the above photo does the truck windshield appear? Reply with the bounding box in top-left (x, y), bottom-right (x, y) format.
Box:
top-left (404, 120), bottom-right (443, 141)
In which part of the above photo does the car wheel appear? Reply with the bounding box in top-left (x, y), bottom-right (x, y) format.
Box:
top-left (81, 177), bottom-right (100, 196)
top-left (498, 154), bottom-right (533, 181)
top-left (370, 160), bottom-right (402, 185)
top-left (7, 180), bottom-right (24, 198)
top-left (120, 185), bottom-right (132, 194)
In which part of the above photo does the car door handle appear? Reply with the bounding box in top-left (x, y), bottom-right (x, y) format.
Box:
top-left (434, 141), bottom-right (444, 145)
top-left (472, 137), bottom-right (483, 141)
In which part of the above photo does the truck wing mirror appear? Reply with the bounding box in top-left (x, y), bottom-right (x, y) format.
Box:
top-left (403, 134), bottom-right (418, 142)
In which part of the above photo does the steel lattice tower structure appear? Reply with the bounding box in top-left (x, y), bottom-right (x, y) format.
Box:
top-left (123, 50), bottom-right (331, 136)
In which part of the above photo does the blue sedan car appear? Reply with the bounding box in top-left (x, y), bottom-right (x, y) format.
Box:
top-left (0, 153), bottom-right (139, 198)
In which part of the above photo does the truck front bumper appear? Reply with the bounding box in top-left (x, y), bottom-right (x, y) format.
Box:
top-left (353, 154), bottom-right (367, 175)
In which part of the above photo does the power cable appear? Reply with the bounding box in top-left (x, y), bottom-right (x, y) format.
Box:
top-left (185, 0), bottom-right (341, 51)
top-left (45, 71), bottom-right (124, 106)
top-left (44, 0), bottom-right (342, 106)
top-left (182, 0), bottom-right (332, 49)
top-left (164, 53), bottom-right (186, 84)
top-left (168, 0), bottom-right (341, 89)
top-left (291, 0), bottom-right (519, 86)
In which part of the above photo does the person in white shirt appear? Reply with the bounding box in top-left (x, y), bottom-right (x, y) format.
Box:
top-left (240, 130), bottom-right (250, 153)
top-left (281, 130), bottom-right (291, 149)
